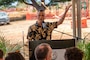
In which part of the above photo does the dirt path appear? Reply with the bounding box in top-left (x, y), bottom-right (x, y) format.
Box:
top-left (0, 19), bottom-right (90, 44)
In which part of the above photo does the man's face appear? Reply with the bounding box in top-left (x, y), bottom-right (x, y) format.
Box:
top-left (37, 11), bottom-right (45, 22)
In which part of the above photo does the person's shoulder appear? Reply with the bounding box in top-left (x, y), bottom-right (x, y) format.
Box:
top-left (29, 23), bottom-right (36, 27)
top-left (28, 23), bottom-right (36, 29)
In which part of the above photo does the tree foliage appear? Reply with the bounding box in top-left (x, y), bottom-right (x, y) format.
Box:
top-left (0, 0), bottom-right (71, 7)
top-left (0, 0), bottom-right (23, 6)
top-left (52, 0), bottom-right (71, 2)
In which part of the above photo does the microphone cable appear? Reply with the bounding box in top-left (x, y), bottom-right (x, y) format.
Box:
top-left (53, 30), bottom-right (84, 41)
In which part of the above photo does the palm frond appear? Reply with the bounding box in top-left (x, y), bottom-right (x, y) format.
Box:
top-left (0, 34), bottom-right (23, 56)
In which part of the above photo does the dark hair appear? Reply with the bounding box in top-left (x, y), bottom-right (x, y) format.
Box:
top-left (5, 52), bottom-right (25, 60)
top-left (0, 49), bottom-right (4, 58)
top-left (34, 43), bottom-right (50, 60)
top-left (39, 9), bottom-right (44, 12)
top-left (38, 9), bottom-right (45, 13)
top-left (65, 47), bottom-right (84, 60)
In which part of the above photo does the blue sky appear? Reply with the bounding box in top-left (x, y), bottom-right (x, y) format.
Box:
top-left (11, 1), bottom-right (18, 6)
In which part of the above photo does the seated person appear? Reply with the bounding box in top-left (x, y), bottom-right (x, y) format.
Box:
top-left (64, 47), bottom-right (84, 60)
top-left (0, 49), bottom-right (4, 60)
top-left (5, 52), bottom-right (25, 60)
top-left (34, 43), bottom-right (52, 60)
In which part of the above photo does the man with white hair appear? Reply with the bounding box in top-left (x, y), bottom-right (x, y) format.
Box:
top-left (34, 43), bottom-right (52, 60)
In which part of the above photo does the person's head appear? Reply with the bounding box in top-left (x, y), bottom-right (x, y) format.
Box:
top-left (5, 52), bottom-right (25, 60)
top-left (64, 47), bottom-right (84, 60)
top-left (0, 49), bottom-right (4, 60)
top-left (37, 10), bottom-right (45, 23)
top-left (34, 43), bottom-right (52, 60)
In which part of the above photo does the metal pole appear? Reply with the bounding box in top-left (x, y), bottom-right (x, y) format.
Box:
top-left (86, 0), bottom-right (89, 17)
top-left (76, 0), bottom-right (82, 39)
top-left (72, 0), bottom-right (76, 39)
top-left (22, 31), bottom-right (25, 57)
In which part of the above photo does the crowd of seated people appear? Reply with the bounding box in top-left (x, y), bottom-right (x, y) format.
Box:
top-left (0, 43), bottom-right (84, 60)
top-left (34, 43), bottom-right (84, 60)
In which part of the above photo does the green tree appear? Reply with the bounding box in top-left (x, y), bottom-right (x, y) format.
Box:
top-left (0, 0), bottom-right (23, 6)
